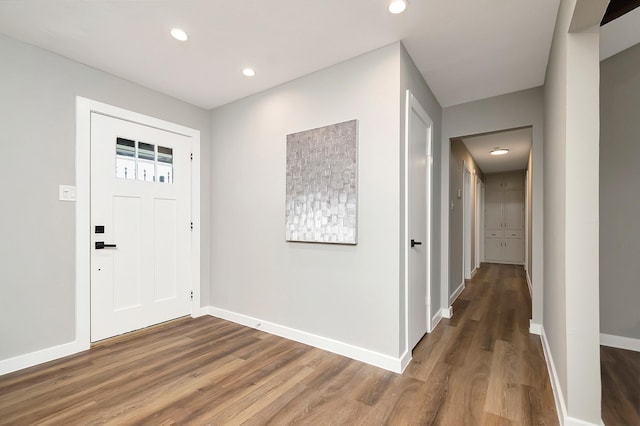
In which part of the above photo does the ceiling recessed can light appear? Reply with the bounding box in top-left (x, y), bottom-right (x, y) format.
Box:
top-left (170, 28), bottom-right (188, 41)
top-left (242, 68), bottom-right (256, 77)
top-left (388, 0), bottom-right (407, 14)
top-left (490, 147), bottom-right (509, 156)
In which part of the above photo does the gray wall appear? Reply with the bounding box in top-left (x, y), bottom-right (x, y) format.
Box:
top-left (399, 44), bottom-right (443, 335)
top-left (442, 87), bottom-right (544, 321)
top-left (600, 42), bottom-right (640, 340)
top-left (543, 0), bottom-right (605, 422)
top-left (449, 140), bottom-right (483, 297)
top-left (209, 43), bottom-right (405, 358)
top-left (0, 35), bottom-right (211, 361)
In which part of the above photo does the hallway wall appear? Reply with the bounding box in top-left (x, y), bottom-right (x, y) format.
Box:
top-left (449, 140), bottom-right (483, 300)
top-left (542, 0), bottom-right (606, 423)
top-left (600, 42), bottom-right (640, 343)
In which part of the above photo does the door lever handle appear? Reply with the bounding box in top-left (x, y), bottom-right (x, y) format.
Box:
top-left (411, 239), bottom-right (422, 248)
top-left (95, 241), bottom-right (117, 249)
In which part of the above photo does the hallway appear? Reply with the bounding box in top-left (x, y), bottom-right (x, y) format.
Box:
top-left (404, 263), bottom-right (558, 424)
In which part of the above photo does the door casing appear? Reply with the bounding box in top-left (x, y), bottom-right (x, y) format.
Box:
top-left (75, 97), bottom-right (201, 347)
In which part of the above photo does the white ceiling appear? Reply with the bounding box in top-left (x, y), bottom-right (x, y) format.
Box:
top-left (0, 0), bottom-right (562, 110)
top-left (461, 128), bottom-right (532, 174)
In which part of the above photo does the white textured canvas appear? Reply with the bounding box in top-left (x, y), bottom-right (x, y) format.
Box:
top-left (286, 120), bottom-right (358, 244)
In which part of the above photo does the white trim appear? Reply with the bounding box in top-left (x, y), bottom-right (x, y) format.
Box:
top-left (471, 267), bottom-right (478, 278)
top-left (526, 271), bottom-right (532, 297)
top-left (399, 350), bottom-right (412, 373)
top-left (529, 321), bottom-right (542, 335)
top-left (0, 340), bottom-right (87, 376)
top-left (462, 162), bottom-right (472, 280)
top-left (540, 326), bottom-right (568, 426)
top-left (540, 326), bottom-right (604, 426)
top-left (600, 333), bottom-right (640, 352)
top-left (440, 135), bottom-right (450, 329)
top-left (206, 306), bottom-right (407, 373)
top-left (442, 307), bottom-right (453, 319)
top-left (478, 180), bottom-right (485, 265)
top-left (75, 97), bottom-right (201, 345)
top-left (430, 308), bottom-right (444, 331)
top-left (450, 281), bottom-right (465, 304)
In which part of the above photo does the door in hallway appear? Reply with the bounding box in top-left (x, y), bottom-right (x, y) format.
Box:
top-left (407, 92), bottom-right (433, 349)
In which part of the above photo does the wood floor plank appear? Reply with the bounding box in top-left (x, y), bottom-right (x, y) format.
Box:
top-left (0, 264), bottom-right (575, 425)
top-left (600, 345), bottom-right (640, 426)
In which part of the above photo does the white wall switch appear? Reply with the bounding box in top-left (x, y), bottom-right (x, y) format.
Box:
top-left (59, 185), bottom-right (77, 201)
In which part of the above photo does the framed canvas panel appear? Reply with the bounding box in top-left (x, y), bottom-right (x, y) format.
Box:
top-left (285, 119), bottom-right (358, 244)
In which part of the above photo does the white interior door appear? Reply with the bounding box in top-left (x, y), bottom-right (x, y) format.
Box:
top-left (407, 92), bottom-right (432, 350)
top-left (90, 113), bottom-right (191, 342)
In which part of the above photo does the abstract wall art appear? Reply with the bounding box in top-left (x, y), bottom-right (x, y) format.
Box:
top-left (285, 119), bottom-right (358, 244)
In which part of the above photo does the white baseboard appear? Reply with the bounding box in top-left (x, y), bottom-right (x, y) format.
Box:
top-left (431, 309), bottom-right (444, 331)
top-left (526, 271), bottom-right (532, 297)
top-left (205, 306), bottom-right (406, 373)
top-left (540, 326), bottom-right (569, 426)
top-left (529, 321), bottom-right (542, 335)
top-left (399, 350), bottom-right (412, 373)
top-left (539, 326), bottom-right (604, 426)
top-left (471, 267), bottom-right (478, 278)
top-left (600, 333), bottom-right (640, 352)
top-left (442, 307), bottom-right (453, 319)
top-left (0, 340), bottom-right (89, 376)
top-left (0, 310), bottom-right (204, 376)
top-left (449, 281), bottom-right (465, 304)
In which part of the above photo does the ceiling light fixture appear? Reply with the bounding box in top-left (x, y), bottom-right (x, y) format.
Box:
top-left (388, 0), bottom-right (407, 14)
top-left (242, 68), bottom-right (256, 77)
top-left (490, 147), bottom-right (509, 156)
top-left (170, 28), bottom-right (188, 41)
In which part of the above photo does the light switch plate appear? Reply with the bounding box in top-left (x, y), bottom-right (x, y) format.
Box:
top-left (59, 185), bottom-right (77, 201)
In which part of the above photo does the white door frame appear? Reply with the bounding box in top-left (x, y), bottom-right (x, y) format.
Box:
top-left (478, 179), bottom-right (485, 265)
top-left (75, 97), bottom-right (201, 347)
top-left (403, 90), bottom-right (433, 365)
top-left (463, 162), bottom-right (472, 280)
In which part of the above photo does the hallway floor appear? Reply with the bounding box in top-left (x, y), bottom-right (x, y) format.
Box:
top-left (403, 263), bottom-right (558, 424)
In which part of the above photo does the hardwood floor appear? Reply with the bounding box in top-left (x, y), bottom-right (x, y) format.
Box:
top-left (601, 345), bottom-right (640, 426)
top-left (0, 264), bottom-right (559, 425)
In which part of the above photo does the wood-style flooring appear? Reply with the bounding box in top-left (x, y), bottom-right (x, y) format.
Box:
top-left (0, 264), bottom-right (559, 425)
top-left (601, 345), bottom-right (640, 426)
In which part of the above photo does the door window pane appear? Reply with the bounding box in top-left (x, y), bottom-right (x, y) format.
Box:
top-left (116, 138), bottom-right (136, 180)
top-left (157, 146), bottom-right (173, 184)
top-left (137, 142), bottom-right (155, 182)
top-left (138, 142), bottom-right (155, 161)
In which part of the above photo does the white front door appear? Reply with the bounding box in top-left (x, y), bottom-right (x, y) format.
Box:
top-left (90, 113), bottom-right (192, 342)
top-left (407, 92), bottom-right (432, 350)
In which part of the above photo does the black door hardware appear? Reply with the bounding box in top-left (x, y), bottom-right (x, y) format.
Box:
top-left (95, 241), bottom-right (117, 249)
top-left (411, 239), bottom-right (422, 248)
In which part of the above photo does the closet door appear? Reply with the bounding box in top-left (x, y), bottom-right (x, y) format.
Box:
top-left (503, 188), bottom-right (524, 231)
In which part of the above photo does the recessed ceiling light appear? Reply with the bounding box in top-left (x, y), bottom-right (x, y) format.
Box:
top-left (170, 28), bottom-right (188, 41)
top-left (490, 147), bottom-right (509, 156)
top-left (242, 68), bottom-right (256, 77)
top-left (388, 0), bottom-right (407, 14)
